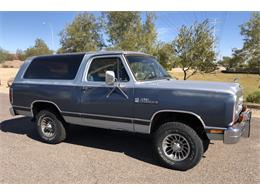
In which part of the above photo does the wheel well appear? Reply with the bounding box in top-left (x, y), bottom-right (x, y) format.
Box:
top-left (150, 112), bottom-right (206, 137)
top-left (31, 101), bottom-right (64, 120)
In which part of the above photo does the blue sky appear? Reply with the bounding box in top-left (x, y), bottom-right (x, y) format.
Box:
top-left (0, 11), bottom-right (254, 57)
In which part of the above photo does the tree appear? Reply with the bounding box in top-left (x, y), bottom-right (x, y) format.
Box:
top-left (103, 12), bottom-right (157, 53)
top-left (0, 48), bottom-right (15, 63)
top-left (141, 12), bottom-right (157, 54)
top-left (240, 12), bottom-right (260, 71)
top-left (103, 12), bottom-right (143, 51)
top-left (0, 48), bottom-right (10, 63)
top-left (219, 50), bottom-right (247, 71)
top-left (59, 12), bottom-right (103, 53)
top-left (229, 48), bottom-right (247, 69)
top-left (16, 49), bottom-right (27, 61)
top-left (218, 56), bottom-right (232, 68)
top-left (173, 20), bottom-right (216, 80)
top-left (156, 43), bottom-right (175, 70)
top-left (24, 38), bottom-right (53, 58)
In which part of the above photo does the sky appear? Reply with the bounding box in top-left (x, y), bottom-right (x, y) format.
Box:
top-left (0, 11), bottom-right (255, 58)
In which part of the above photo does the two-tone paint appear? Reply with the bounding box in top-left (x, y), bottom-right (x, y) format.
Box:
top-left (10, 51), bottom-right (247, 142)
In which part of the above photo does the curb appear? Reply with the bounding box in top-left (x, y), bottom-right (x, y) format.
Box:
top-left (246, 102), bottom-right (260, 109)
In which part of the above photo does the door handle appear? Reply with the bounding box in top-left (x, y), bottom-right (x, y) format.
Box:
top-left (82, 86), bottom-right (94, 92)
top-left (81, 86), bottom-right (88, 92)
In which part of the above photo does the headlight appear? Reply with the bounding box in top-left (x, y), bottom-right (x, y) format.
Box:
top-left (233, 95), bottom-right (243, 121)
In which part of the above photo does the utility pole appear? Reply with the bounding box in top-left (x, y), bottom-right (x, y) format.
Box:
top-left (210, 18), bottom-right (221, 51)
top-left (210, 18), bottom-right (222, 61)
top-left (43, 22), bottom-right (54, 52)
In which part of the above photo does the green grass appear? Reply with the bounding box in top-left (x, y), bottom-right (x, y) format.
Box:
top-left (246, 91), bottom-right (260, 103)
top-left (169, 70), bottom-right (260, 99)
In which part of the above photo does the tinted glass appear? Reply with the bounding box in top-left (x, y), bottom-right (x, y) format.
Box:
top-left (87, 57), bottom-right (129, 82)
top-left (24, 54), bottom-right (84, 80)
top-left (125, 55), bottom-right (170, 81)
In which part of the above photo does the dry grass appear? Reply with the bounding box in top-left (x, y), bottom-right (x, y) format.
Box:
top-left (0, 60), bottom-right (23, 68)
top-left (0, 66), bottom-right (259, 98)
top-left (0, 68), bottom-right (19, 93)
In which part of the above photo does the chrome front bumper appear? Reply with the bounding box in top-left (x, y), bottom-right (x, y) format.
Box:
top-left (224, 109), bottom-right (252, 144)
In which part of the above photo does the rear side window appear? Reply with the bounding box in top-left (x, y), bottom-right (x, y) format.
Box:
top-left (23, 54), bottom-right (84, 80)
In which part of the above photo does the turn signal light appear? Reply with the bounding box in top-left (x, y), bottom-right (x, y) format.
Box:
top-left (208, 129), bottom-right (224, 134)
top-left (238, 114), bottom-right (244, 123)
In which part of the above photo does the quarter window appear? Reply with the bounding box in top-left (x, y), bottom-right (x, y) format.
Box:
top-left (87, 57), bottom-right (129, 82)
top-left (23, 54), bottom-right (84, 80)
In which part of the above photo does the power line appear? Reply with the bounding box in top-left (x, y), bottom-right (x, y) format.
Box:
top-left (217, 12), bottom-right (228, 56)
top-left (157, 13), bottom-right (180, 38)
top-left (210, 18), bottom-right (221, 52)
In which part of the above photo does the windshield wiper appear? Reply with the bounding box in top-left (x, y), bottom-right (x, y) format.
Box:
top-left (141, 75), bottom-right (171, 81)
top-left (157, 75), bottom-right (171, 80)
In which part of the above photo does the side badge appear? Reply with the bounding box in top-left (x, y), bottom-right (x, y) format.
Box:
top-left (134, 98), bottom-right (140, 103)
top-left (134, 97), bottom-right (158, 104)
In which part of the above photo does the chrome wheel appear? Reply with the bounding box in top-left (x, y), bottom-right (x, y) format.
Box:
top-left (162, 133), bottom-right (191, 161)
top-left (40, 116), bottom-right (56, 138)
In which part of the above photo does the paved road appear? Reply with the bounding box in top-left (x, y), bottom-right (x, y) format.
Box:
top-left (0, 93), bottom-right (259, 183)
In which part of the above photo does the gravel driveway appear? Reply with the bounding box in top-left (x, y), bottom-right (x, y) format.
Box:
top-left (0, 93), bottom-right (259, 183)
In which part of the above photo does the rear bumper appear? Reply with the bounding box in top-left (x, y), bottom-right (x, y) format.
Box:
top-left (9, 107), bottom-right (16, 116)
top-left (9, 106), bottom-right (32, 117)
top-left (224, 109), bottom-right (252, 144)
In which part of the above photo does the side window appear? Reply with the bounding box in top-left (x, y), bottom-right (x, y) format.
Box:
top-left (23, 54), bottom-right (84, 80)
top-left (87, 57), bottom-right (129, 82)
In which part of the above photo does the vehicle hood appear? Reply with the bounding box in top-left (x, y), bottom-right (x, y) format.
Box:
top-left (135, 79), bottom-right (242, 96)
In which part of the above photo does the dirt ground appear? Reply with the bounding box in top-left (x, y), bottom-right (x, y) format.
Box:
top-left (0, 60), bottom-right (23, 93)
top-left (0, 68), bottom-right (19, 93)
top-left (0, 93), bottom-right (259, 184)
top-left (0, 60), bottom-right (23, 68)
top-left (253, 109), bottom-right (260, 117)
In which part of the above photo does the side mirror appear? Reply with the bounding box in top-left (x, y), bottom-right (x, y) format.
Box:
top-left (105, 71), bottom-right (115, 85)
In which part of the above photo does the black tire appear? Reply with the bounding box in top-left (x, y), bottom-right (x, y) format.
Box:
top-left (203, 138), bottom-right (210, 153)
top-left (153, 122), bottom-right (203, 171)
top-left (36, 109), bottom-right (67, 144)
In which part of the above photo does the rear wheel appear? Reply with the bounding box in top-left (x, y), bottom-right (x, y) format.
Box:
top-left (203, 138), bottom-right (210, 153)
top-left (36, 109), bottom-right (67, 144)
top-left (153, 122), bottom-right (203, 171)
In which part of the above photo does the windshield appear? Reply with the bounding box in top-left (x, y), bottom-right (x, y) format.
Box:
top-left (125, 55), bottom-right (171, 81)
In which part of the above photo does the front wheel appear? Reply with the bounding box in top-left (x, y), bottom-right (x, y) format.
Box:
top-left (153, 122), bottom-right (203, 171)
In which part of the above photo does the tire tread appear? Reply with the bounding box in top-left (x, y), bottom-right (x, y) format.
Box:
top-left (153, 122), bottom-right (203, 171)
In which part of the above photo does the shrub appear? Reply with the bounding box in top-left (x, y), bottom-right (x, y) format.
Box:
top-left (246, 91), bottom-right (260, 103)
top-left (2, 64), bottom-right (9, 68)
top-left (7, 78), bottom-right (14, 87)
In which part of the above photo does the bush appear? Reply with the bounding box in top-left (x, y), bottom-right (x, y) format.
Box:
top-left (1, 64), bottom-right (9, 68)
top-left (1, 64), bottom-right (14, 68)
top-left (0, 48), bottom-right (9, 63)
top-left (246, 91), bottom-right (260, 103)
top-left (222, 67), bottom-right (259, 74)
top-left (7, 78), bottom-right (14, 87)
